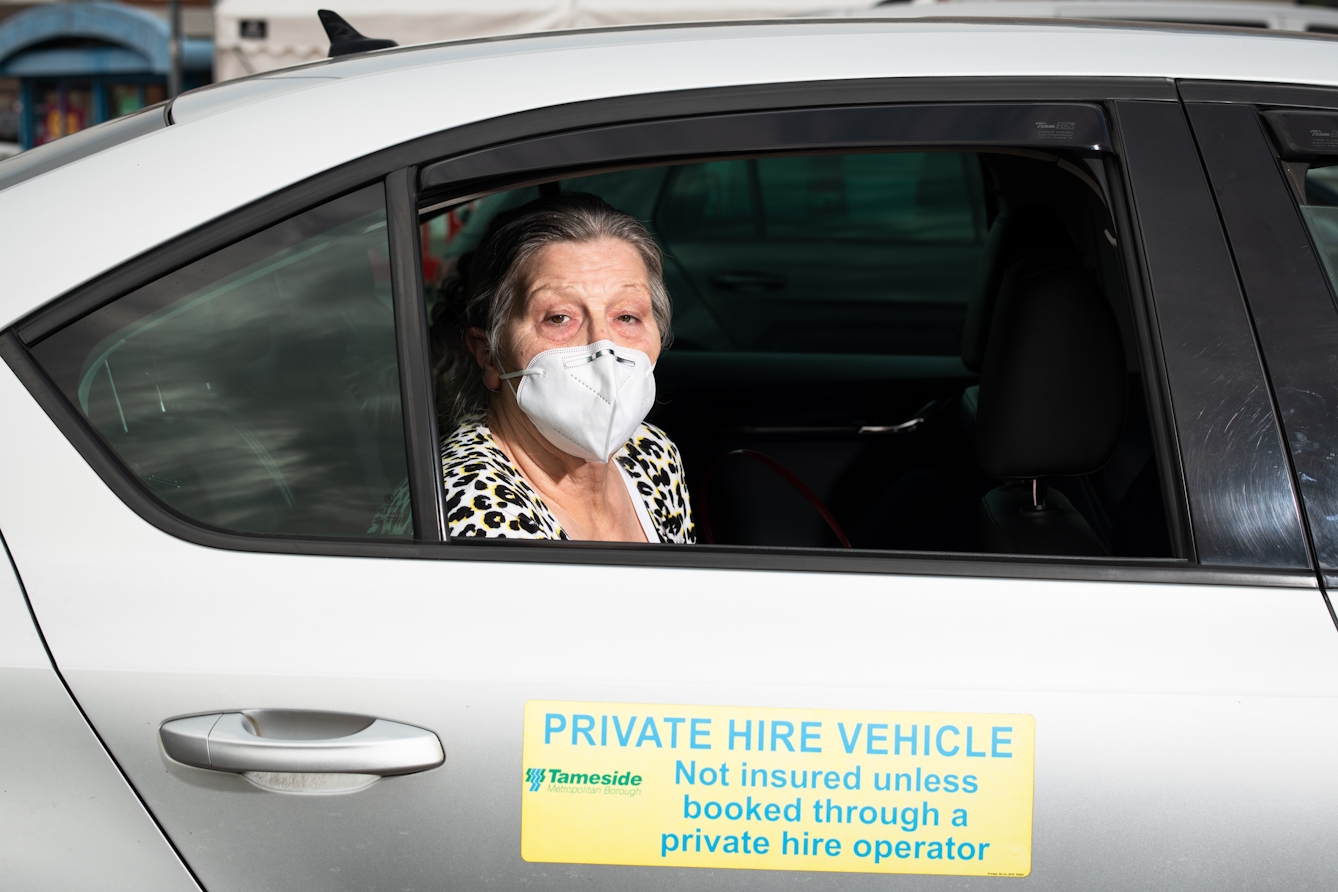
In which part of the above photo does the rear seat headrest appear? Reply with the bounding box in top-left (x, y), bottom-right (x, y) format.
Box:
top-left (961, 204), bottom-right (1077, 373)
top-left (976, 256), bottom-right (1127, 479)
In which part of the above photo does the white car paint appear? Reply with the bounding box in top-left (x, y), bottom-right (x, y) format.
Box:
top-left (815, 0), bottom-right (1338, 31)
top-left (3, 303), bottom-right (1338, 887)
top-left (0, 523), bottom-right (199, 889)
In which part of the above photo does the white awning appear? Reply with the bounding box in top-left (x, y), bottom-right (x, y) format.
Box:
top-left (213, 0), bottom-right (870, 81)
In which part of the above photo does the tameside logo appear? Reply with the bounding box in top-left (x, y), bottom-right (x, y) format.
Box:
top-left (525, 768), bottom-right (643, 791)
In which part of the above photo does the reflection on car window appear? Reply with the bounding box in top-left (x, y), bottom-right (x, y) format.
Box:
top-left (32, 185), bottom-right (412, 539)
top-left (1301, 165), bottom-right (1338, 292)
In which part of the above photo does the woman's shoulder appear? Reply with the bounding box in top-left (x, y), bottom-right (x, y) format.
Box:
top-left (617, 422), bottom-right (695, 544)
top-left (442, 415), bottom-right (509, 467)
top-left (626, 422), bottom-right (682, 461)
top-left (441, 416), bottom-right (565, 539)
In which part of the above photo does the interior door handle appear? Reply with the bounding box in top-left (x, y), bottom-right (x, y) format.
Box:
top-left (160, 710), bottom-right (444, 775)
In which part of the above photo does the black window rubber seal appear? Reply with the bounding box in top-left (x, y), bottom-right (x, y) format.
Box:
top-left (0, 322), bottom-right (1316, 586)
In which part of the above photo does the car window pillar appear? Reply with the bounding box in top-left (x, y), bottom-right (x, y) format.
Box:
top-left (1112, 100), bottom-right (1309, 568)
top-left (386, 167), bottom-right (446, 542)
top-left (1185, 100), bottom-right (1338, 583)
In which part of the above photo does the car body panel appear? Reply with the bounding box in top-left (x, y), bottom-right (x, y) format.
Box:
top-left (4, 342), bottom-right (1338, 888)
top-left (819, 0), bottom-right (1338, 31)
top-left (0, 532), bottom-right (200, 891)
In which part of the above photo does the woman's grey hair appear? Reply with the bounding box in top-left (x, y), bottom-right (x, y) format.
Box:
top-left (432, 192), bottom-right (672, 430)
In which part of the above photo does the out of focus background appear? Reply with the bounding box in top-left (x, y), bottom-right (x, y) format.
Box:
top-left (1, 0), bottom-right (1336, 157)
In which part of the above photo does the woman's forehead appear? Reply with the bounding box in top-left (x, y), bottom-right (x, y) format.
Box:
top-left (523, 239), bottom-right (651, 298)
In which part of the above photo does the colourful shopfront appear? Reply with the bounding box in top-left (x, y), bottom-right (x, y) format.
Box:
top-left (0, 2), bottom-right (211, 149)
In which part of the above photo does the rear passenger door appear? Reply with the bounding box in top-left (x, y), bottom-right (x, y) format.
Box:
top-left (2, 80), bottom-right (1337, 892)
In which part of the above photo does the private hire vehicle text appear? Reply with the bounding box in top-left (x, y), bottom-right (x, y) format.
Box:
top-left (520, 702), bottom-right (1035, 877)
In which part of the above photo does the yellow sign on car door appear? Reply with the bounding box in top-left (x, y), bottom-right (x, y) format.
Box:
top-left (521, 700), bottom-right (1034, 877)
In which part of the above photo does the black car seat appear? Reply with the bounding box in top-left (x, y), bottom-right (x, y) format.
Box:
top-left (975, 255), bottom-right (1128, 556)
top-left (961, 205), bottom-right (1077, 423)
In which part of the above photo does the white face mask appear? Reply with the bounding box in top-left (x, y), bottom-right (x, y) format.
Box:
top-left (499, 339), bottom-right (656, 463)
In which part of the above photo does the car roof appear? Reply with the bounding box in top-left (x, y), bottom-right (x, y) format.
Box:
top-left (4, 17), bottom-right (1338, 329)
top-left (814, 0), bottom-right (1338, 31)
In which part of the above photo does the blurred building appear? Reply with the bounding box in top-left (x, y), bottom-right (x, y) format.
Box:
top-left (0, 1), bottom-right (212, 150)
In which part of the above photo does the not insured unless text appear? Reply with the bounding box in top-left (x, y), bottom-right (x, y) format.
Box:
top-left (542, 712), bottom-right (1016, 759)
top-left (539, 711), bottom-right (1020, 869)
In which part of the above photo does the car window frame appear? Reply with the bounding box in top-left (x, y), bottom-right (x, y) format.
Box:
top-left (2, 76), bottom-right (1314, 588)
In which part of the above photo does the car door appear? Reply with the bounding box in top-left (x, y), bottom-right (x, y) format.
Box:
top-left (2, 79), bottom-right (1337, 892)
top-left (0, 534), bottom-right (199, 890)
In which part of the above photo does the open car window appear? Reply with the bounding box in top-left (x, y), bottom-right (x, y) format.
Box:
top-left (420, 147), bottom-right (1173, 558)
top-left (425, 152), bottom-right (986, 356)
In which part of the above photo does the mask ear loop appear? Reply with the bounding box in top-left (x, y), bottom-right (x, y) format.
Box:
top-left (497, 365), bottom-right (545, 398)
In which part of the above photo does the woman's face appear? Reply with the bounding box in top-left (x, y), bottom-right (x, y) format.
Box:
top-left (478, 237), bottom-right (661, 388)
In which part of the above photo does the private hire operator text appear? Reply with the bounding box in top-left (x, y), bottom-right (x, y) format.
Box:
top-left (541, 713), bottom-right (1016, 866)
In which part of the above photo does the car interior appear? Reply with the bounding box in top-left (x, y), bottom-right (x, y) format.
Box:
top-left (420, 148), bottom-right (1174, 558)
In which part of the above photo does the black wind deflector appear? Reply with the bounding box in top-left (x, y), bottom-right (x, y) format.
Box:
top-left (419, 103), bottom-right (1111, 194)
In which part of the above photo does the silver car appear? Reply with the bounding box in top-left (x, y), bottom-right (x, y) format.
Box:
top-left (3, 15), bottom-right (1338, 891)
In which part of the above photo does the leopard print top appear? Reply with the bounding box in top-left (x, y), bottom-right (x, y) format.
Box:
top-left (369, 415), bottom-right (695, 543)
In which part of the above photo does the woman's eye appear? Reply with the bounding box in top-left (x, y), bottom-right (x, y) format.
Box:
top-left (547, 314), bottom-right (570, 325)
top-left (617, 314), bottom-right (638, 324)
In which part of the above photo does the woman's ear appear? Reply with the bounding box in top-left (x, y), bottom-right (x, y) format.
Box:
top-left (465, 327), bottom-right (502, 392)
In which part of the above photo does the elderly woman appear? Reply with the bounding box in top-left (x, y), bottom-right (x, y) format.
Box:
top-left (432, 193), bottom-right (693, 543)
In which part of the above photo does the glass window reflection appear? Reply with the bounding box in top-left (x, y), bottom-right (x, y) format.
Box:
top-left (33, 186), bottom-right (412, 539)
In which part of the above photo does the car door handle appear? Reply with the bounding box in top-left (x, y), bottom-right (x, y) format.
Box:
top-left (709, 271), bottom-right (788, 292)
top-left (159, 710), bottom-right (444, 775)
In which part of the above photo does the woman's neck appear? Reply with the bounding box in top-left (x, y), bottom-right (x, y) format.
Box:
top-left (487, 397), bottom-right (646, 542)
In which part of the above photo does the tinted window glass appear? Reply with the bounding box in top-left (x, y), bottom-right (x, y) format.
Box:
top-left (33, 185), bottom-right (411, 539)
top-left (1300, 165), bottom-right (1338, 294)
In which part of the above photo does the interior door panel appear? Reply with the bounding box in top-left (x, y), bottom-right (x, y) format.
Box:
top-left (665, 240), bottom-right (980, 355)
